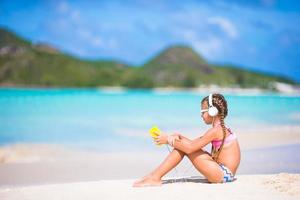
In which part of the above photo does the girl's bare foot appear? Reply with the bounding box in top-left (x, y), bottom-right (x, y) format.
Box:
top-left (132, 175), bottom-right (162, 187)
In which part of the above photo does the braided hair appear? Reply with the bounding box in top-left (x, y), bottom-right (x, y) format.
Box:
top-left (201, 94), bottom-right (228, 162)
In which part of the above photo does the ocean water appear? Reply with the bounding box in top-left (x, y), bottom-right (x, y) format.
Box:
top-left (0, 88), bottom-right (300, 152)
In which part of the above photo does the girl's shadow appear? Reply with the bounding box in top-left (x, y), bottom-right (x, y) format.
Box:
top-left (162, 176), bottom-right (237, 184)
top-left (162, 176), bottom-right (210, 184)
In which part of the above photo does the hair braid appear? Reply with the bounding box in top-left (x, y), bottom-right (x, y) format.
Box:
top-left (208, 94), bottom-right (228, 162)
top-left (214, 114), bottom-right (226, 162)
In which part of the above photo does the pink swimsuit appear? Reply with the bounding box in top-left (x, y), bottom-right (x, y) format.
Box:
top-left (211, 124), bottom-right (237, 183)
top-left (211, 125), bottom-right (237, 149)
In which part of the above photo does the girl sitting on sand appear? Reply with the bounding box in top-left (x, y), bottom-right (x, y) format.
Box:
top-left (133, 93), bottom-right (241, 187)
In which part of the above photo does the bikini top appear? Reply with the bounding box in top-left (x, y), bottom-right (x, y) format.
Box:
top-left (211, 124), bottom-right (237, 149)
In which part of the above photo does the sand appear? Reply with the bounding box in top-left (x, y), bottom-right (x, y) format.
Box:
top-left (0, 174), bottom-right (299, 200)
top-left (0, 126), bottom-right (299, 199)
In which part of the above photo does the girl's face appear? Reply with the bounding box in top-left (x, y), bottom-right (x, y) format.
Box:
top-left (201, 101), bottom-right (213, 124)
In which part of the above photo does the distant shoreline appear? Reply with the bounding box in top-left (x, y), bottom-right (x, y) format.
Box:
top-left (1, 84), bottom-right (300, 95)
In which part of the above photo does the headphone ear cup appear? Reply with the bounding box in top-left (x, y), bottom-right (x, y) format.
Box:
top-left (208, 106), bottom-right (218, 117)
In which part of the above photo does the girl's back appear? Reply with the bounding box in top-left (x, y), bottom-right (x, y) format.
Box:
top-left (213, 126), bottom-right (241, 175)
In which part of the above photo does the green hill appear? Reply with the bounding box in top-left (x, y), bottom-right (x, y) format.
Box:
top-left (143, 45), bottom-right (294, 88)
top-left (0, 27), bottom-right (295, 89)
top-left (143, 45), bottom-right (213, 87)
top-left (0, 28), bottom-right (129, 87)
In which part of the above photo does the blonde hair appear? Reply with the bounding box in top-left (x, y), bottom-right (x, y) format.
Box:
top-left (201, 93), bottom-right (228, 162)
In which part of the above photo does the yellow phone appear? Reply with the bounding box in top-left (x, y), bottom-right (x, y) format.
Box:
top-left (149, 126), bottom-right (162, 146)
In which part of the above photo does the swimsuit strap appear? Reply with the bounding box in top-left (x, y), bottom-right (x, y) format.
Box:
top-left (211, 124), bottom-right (236, 149)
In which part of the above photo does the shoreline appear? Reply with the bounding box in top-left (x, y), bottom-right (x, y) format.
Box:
top-left (0, 142), bottom-right (299, 188)
top-left (1, 85), bottom-right (300, 96)
top-left (1, 125), bottom-right (300, 164)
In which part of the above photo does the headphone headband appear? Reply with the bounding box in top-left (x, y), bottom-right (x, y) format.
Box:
top-left (208, 93), bottom-right (218, 117)
top-left (209, 94), bottom-right (213, 107)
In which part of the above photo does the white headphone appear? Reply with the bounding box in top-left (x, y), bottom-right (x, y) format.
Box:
top-left (208, 94), bottom-right (219, 117)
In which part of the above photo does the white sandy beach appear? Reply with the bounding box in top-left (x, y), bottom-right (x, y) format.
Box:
top-left (0, 126), bottom-right (299, 199)
top-left (0, 174), bottom-right (299, 200)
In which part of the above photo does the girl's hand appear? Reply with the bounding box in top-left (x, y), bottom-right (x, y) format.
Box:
top-left (154, 133), bottom-right (168, 145)
top-left (171, 133), bottom-right (181, 138)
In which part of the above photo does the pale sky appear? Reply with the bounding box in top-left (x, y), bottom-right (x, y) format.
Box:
top-left (1, 0), bottom-right (300, 82)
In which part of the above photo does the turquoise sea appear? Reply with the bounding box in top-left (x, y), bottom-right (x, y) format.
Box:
top-left (1, 88), bottom-right (300, 153)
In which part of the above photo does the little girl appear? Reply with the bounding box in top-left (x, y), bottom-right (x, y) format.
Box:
top-left (133, 93), bottom-right (241, 187)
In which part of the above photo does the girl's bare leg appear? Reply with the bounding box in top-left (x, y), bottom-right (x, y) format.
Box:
top-left (133, 149), bottom-right (185, 187)
top-left (187, 149), bottom-right (223, 183)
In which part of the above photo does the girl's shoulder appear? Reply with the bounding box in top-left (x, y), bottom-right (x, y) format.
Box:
top-left (209, 125), bottom-right (223, 132)
top-left (208, 125), bottom-right (228, 139)
top-left (205, 126), bottom-right (222, 138)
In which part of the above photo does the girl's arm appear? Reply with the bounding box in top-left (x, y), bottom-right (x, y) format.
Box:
top-left (172, 129), bottom-right (216, 154)
top-left (172, 133), bottom-right (192, 142)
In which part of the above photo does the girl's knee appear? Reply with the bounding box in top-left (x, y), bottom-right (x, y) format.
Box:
top-left (172, 149), bottom-right (186, 157)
